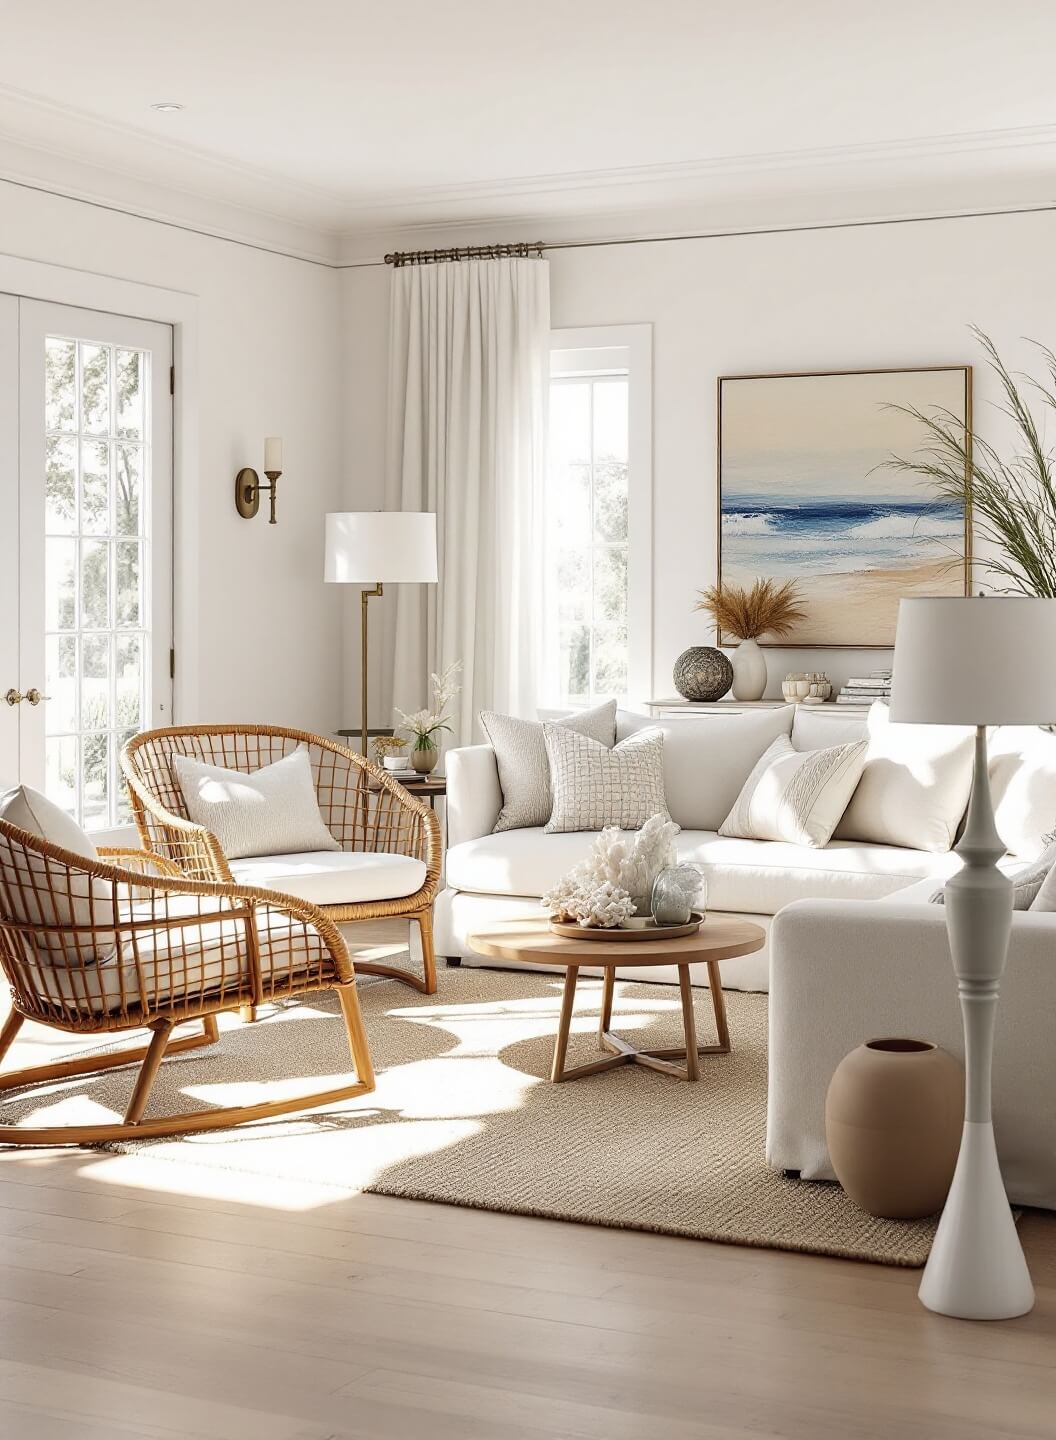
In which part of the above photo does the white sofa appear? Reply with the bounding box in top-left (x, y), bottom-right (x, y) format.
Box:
top-left (439, 702), bottom-right (1056, 1206)
top-left (437, 704), bottom-right (969, 990)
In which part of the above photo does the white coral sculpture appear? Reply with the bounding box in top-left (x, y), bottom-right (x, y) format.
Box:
top-left (541, 812), bottom-right (680, 927)
top-left (541, 873), bottom-right (588, 924)
top-left (577, 881), bottom-right (635, 929)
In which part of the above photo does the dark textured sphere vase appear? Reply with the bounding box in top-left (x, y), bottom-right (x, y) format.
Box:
top-left (825, 1038), bottom-right (964, 1220)
top-left (672, 647), bottom-right (733, 702)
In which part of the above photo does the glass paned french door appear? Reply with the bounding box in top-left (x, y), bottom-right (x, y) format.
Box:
top-left (1, 299), bottom-right (173, 841)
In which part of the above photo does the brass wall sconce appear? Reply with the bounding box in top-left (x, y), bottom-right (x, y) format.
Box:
top-left (235, 437), bottom-right (283, 524)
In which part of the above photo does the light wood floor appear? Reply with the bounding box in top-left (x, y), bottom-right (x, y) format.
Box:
top-left (0, 1147), bottom-right (1052, 1439)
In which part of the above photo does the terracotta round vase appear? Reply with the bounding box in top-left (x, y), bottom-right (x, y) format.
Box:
top-left (825, 1038), bottom-right (964, 1220)
top-left (412, 745), bottom-right (438, 775)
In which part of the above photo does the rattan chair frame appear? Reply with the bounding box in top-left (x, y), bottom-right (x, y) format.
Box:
top-left (0, 820), bottom-right (375, 1146)
top-left (121, 724), bottom-right (443, 995)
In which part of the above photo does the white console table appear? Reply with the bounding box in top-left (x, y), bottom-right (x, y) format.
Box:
top-left (645, 697), bottom-right (872, 718)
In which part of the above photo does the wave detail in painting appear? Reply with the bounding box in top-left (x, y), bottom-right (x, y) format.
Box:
top-left (720, 511), bottom-right (779, 535)
top-left (720, 499), bottom-right (961, 577)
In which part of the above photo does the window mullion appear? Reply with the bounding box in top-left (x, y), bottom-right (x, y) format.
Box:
top-left (584, 377), bottom-right (593, 702)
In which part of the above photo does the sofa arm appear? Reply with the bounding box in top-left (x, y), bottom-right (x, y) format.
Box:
top-left (446, 745), bottom-right (502, 849)
top-left (767, 899), bottom-right (1056, 1208)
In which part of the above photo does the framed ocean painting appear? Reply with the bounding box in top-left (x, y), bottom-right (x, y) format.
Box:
top-left (717, 366), bottom-right (972, 647)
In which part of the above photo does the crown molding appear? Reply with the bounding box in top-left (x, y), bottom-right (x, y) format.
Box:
top-left (337, 175), bottom-right (1056, 267)
top-left (3, 87), bottom-right (1056, 270)
top-left (333, 122), bottom-right (1056, 232)
top-left (0, 139), bottom-right (341, 266)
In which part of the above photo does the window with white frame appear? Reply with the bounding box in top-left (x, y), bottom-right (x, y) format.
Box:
top-left (544, 327), bottom-right (651, 709)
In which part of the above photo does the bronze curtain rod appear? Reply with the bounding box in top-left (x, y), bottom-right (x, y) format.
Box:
top-left (384, 241), bottom-right (545, 267)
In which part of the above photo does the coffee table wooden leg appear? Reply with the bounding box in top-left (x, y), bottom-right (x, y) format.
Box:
top-left (551, 965), bottom-right (579, 1082)
top-left (599, 966), bottom-right (615, 1038)
top-left (678, 965), bottom-right (700, 1081)
top-left (707, 959), bottom-right (730, 1053)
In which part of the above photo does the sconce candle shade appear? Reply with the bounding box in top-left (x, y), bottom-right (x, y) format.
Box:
top-left (264, 436), bottom-right (283, 473)
top-left (324, 512), bottom-right (438, 584)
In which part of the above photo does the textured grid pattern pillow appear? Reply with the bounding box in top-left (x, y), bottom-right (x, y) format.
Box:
top-left (544, 726), bottom-right (668, 834)
top-left (481, 699), bottom-right (617, 832)
top-left (173, 747), bottom-right (340, 861)
top-left (719, 734), bottom-right (868, 849)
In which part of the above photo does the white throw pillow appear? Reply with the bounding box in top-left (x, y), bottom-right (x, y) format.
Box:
top-left (617, 705), bottom-right (796, 831)
top-left (544, 726), bottom-right (668, 834)
top-left (989, 725), bottom-right (1056, 859)
top-left (719, 734), bottom-right (868, 848)
top-left (481, 699), bottom-right (617, 832)
top-left (0, 783), bottom-right (114, 965)
top-left (173, 747), bottom-right (339, 861)
top-left (835, 702), bottom-right (974, 853)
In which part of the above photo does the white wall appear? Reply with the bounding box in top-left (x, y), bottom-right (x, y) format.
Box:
top-left (1, 182), bottom-right (345, 737)
top-left (342, 207), bottom-right (1056, 705)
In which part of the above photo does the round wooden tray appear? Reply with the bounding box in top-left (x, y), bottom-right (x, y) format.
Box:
top-left (548, 911), bottom-right (704, 943)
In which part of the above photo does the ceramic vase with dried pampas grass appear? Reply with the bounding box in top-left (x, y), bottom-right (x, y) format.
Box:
top-left (694, 579), bottom-right (807, 701)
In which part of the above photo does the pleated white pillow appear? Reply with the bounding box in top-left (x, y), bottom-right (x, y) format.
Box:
top-left (174, 747), bottom-right (339, 860)
top-left (719, 735), bottom-right (868, 848)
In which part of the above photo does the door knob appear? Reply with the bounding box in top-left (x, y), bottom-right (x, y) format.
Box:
top-left (25, 689), bottom-right (49, 706)
top-left (4, 689), bottom-right (22, 706)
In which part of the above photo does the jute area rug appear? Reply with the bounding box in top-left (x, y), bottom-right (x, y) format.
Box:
top-left (3, 954), bottom-right (939, 1267)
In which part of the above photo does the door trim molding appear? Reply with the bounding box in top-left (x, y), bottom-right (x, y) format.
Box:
top-left (0, 253), bottom-right (200, 721)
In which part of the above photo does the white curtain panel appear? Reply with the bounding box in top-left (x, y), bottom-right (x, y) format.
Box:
top-left (382, 257), bottom-right (551, 744)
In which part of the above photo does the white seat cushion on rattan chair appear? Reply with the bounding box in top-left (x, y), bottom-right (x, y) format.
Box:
top-left (47, 900), bottom-right (331, 1015)
top-left (229, 850), bottom-right (427, 906)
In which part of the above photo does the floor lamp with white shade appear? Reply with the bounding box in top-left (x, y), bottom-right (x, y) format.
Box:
top-left (890, 595), bottom-right (1056, 1320)
top-left (324, 512), bottom-right (438, 759)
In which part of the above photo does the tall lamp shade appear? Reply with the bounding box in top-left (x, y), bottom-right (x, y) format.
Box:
top-left (890, 596), bottom-right (1056, 1321)
top-left (324, 512), bottom-right (438, 585)
top-left (324, 512), bottom-right (438, 759)
top-left (890, 597), bottom-right (1056, 725)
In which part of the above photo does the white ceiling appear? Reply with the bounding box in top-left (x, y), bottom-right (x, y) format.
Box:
top-left (2, 0), bottom-right (1056, 252)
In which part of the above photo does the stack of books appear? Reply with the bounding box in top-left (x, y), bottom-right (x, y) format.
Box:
top-left (837, 670), bottom-right (892, 705)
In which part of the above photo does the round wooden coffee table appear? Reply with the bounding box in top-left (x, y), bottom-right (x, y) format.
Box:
top-left (469, 917), bottom-right (766, 1083)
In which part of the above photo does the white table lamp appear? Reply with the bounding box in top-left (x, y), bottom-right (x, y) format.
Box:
top-left (324, 513), bottom-right (438, 758)
top-left (890, 596), bottom-right (1056, 1319)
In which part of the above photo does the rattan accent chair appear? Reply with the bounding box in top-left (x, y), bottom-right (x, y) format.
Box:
top-left (121, 725), bottom-right (443, 994)
top-left (0, 821), bottom-right (375, 1145)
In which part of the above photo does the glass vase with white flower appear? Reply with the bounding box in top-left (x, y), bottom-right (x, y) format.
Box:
top-left (395, 661), bottom-right (462, 775)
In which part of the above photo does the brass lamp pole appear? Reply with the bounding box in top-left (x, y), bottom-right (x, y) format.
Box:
top-left (360, 583), bottom-right (383, 759)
